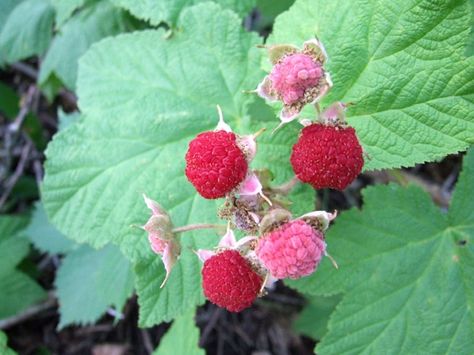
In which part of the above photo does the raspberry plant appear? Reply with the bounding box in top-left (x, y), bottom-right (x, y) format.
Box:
top-left (0, 0), bottom-right (473, 353)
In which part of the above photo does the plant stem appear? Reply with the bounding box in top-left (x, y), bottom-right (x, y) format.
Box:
top-left (172, 223), bottom-right (226, 234)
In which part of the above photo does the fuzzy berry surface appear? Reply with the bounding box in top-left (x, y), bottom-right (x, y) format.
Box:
top-left (185, 130), bottom-right (248, 199)
top-left (290, 124), bottom-right (364, 190)
top-left (269, 53), bottom-right (322, 105)
top-left (256, 220), bottom-right (326, 279)
top-left (202, 250), bottom-right (262, 312)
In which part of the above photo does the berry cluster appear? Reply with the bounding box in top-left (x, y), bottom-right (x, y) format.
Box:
top-left (142, 39), bottom-right (365, 312)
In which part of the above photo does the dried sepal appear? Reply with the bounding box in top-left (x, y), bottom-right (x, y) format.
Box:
top-left (259, 208), bottom-right (292, 235)
top-left (297, 210), bottom-right (338, 232)
top-left (142, 194), bottom-right (181, 288)
top-left (266, 44), bottom-right (298, 64)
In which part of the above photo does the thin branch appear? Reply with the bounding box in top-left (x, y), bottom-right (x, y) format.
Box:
top-left (0, 142), bottom-right (31, 210)
top-left (10, 62), bottom-right (38, 80)
top-left (9, 85), bottom-right (36, 133)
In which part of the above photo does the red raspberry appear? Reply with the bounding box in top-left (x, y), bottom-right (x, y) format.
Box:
top-left (269, 53), bottom-right (323, 105)
top-left (256, 220), bottom-right (325, 279)
top-left (185, 131), bottom-right (248, 199)
top-left (202, 250), bottom-right (262, 312)
top-left (290, 124), bottom-right (364, 190)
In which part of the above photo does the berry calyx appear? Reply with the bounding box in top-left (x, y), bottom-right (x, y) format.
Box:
top-left (256, 220), bottom-right (326, 279)
top-left (202, 250), bottom-right (263, 312)
top-left (290, 123), bottom-right (364, 190)
top-left (185, 130), bottom-right (248, 199)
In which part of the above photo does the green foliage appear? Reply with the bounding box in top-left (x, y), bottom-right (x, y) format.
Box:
top-left (26, 202), bottom-right (75, 254)
top-left (55, 244), bottom-right (134, 328)
top-left (287, 148), bottom-right (474, 354)
top-left (39, 1), bottom-right (135, 90)
top-left (0, 0), bottom-right (20, 44)
top-left (0, 216), bottom-right (46, 319)
top-left (109, 0), bottom-right (255, 26)
top-left (0, 0), bottom-right (55, 64)
top-left (38, 0), bottom-right (474, 333)
top-left (0, 82), bottom-right (19, 118)
top-left (0, 331), bottom-right (17, 355)
top-left (57, 109), bottom-right (81, 130)
top-left (467, 0), bottom-right (474, 55)
top-left (293, 295), bottom-right (341, 340)
top-left (50, 0), bottom-right (87, 26)
top-left (153, 308), bottom-right (204, 355)
top-left (24, 201), bottom-right (134, 328)
top-left (270, 0), bottom-right (474, 170)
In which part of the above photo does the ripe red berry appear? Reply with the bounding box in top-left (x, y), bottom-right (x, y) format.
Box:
top-left (290, 124), bottom-right (364, 190)
top-left (185, 131), bottom-right (248, 199)
top-left (202, 250), bottom-right (262, 312)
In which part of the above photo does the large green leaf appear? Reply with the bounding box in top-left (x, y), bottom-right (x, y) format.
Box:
top-left (287, 148), bottom-right (474, 354)
top-left (0, 0), bottom-right (55, 64)
top-left (153, 308), bottom-right (204, 355)
top-left (55, 244), bottom-right (134, 328)
top-left (42, 3), bottom-right (273, 326)
top-left (0, 216), bottom-right (46, 319)
top-left (39, 1), bottom-right (135, 90)
top-left (270, 0), bottom-right (474, 170)
top-left (109, 0), bottom-right (255, 26)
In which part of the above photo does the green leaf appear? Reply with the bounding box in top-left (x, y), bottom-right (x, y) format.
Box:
top-left (287, 148), bottom-right (474, 354)
top-left (0, 82), bottom-right (19, 118)
top-left (0, 216), bottom-right (30, 272)
top-left (0, 271), bottom-right (47, 319)
top-left (0, 216), bottom-right (46, 318)
top-left (287, 182), bottom-right (315, 216)
top-left (466, 0), bottom-right (474, 55)
top-left (0, 0), bottom-right (22, 65)
top-left (57, 109), bottom-right (81, 130)
top-left (293, 295), bottom-right (341, 340)
top-left (269, 0), bottom-right (474, 170)
top-left (25, 202), bottom-right (76, 254)
top-left (0, 0), bottom-right (55, 64)
top-left (0, 331), bottom-right (17, 355)
top-left (109, 0), bottom-right (255, 26)
top-left (43, 2), bottom-right (263, 257)
top-left (55, 244), bottom-right (134, 328)
top-left (39, 1), bottom-right (135, 90)
top-left (153, 308), bottom-right (204, 355)
top-left (50, 0), bottom-right (86, 26)
top-left (43, 2), bottom-right (275, 326)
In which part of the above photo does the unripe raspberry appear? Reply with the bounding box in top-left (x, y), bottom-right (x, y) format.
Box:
top-left (256, 39), bottom-right (332, 125)
top-left (185, 130), bottom-right (248, 199)
top-left (202, 250), bottom-right (263, 312)
top-left (269, 53), bottom-right (322, 106)
top-left (290, 124), bottom-right (364, 190)
top-left (256, 220), bottom-right (326, 279)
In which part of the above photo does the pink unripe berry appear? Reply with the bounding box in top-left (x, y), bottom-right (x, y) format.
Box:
top-left (256, 220), bottom-right (326, 279)
top-left (269, 53), bottom-right (322, 105)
